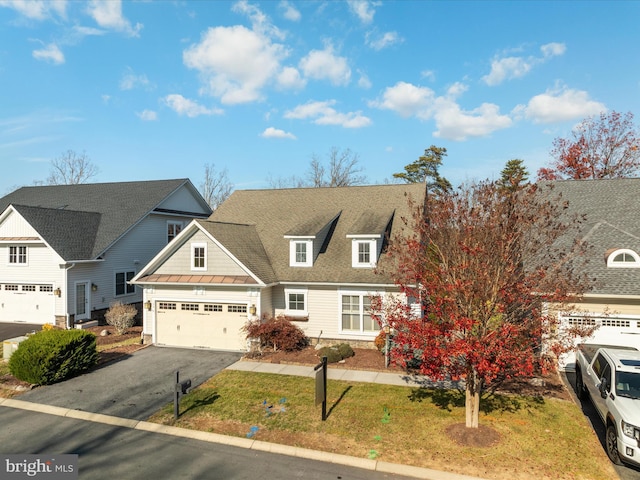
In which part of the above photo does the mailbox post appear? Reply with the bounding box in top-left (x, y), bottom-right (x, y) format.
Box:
top-left (174, 370), bottom-right (191, 420)
top-left (314, 356), bottom-right (327, 421)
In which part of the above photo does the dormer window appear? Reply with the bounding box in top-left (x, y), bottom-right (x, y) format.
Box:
top-left (607, 249), bottom-right (640, 268)
top-left (288, 239), bottom-right (313, 267)
top-left (348, 238), bottom-right (378, 268)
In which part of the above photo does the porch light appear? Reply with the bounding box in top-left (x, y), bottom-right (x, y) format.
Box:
top-left (249, 304), bottom-right (257, 315)
top-left (54, 288), bottom-right (61, 297)
top-left (91, 283), bottom-right (98, 292)
top-left (144, 300), bottom-right (152, 311)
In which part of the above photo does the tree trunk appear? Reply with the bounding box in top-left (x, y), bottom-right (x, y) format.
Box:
top-left (465, 369), bottom-right (480, 428)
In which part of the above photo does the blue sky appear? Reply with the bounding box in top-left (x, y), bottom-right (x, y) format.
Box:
top-left (1, 0), bottom-right (639, 196)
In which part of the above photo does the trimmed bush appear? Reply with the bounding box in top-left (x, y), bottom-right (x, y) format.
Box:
top-left (8, 329), bottom-right (98, 385)
top-left (105, 302), bottom-right (137, 335)
top-left (243, 315), bottom-right (309, 352)
top-left (337, 343), bottom-right (355, 359)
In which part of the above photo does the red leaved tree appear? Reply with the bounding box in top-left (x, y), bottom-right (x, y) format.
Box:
top-left (374, 179), bottom-right (594, 428)
top-left (538, 111), bottom-right (640, 180)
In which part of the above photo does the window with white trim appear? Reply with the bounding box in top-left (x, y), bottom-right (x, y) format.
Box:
top-left (351, 239), bottom-right (377, 268)
top-left (115, 271), bottom-right (135, 296)
top-left (285, 288), bottom-right (308, 315)
top-left (340, 293), bottom-right (379, 333)
top-left (167, 221), bottom-right (183, 243)
top-left (8, 246), bottom-right (27, 265)
top-left (289, 239), bottom-right (313, 267)
top-left (607, 249), bottom-right (640, 268)
top-left (191, 243), bottom-right (207, 270)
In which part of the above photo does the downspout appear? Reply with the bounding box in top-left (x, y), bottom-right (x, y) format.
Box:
top-left (63, 263), bottom-right (75, 329)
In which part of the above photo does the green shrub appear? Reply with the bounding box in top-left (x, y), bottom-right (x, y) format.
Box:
top-left (337, 343), bottom-right (354, 359)
top-left (243, 315), bottom-right (309, 352)
top-left (8, 329), bottom-right (98, 385)
top-left (317, 346), bottom-right (343, 363)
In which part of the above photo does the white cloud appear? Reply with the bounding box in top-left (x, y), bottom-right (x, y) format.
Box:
top-left (299, 45), bottom-right (351, 86)
top-left (184, 25), bottom-right (288, 104)
top-left (163, 94), bottom-right (223, 117)
top-left (347, 0), bottom-right (377, 24)
top-left (136, 110), bottom-right (157, 121)
top-left (0, 0), bottom-right (67, 20)
top-left (519, 86), bottom-right (606, 124)
top-left (482, 42), bottom-right (567, 86)
top-left (284, 100), bottom-right (371, 128)
top-left (279, 1), bottom-right (301, 21)
top-left (277, 66), bottom-right (306, 90)
top-left (371, 81), bottom-right (512, 140)
top-left (432, 99), bottom-right (512, 141)
top-left (369, 81), bottom-right (435, 119)
top-left (261, 127), bottom-right (296, 139)
top-left (119, 68), bottom-right (152, 91)
top-left (32, 43), bottom-right (64, 64)
top-left (541, 42), bottom-right (566, 57)
top-left (86, 0), bottom-right (142, 37)
top-left (357, 70), bottom-right (372, 89)
top-left (232, 0), bottom-right (285, 40)
top-left (365, 31), bottom-right (402, 51)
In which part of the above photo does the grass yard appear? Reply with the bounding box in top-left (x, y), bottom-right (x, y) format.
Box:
top-left (148, 370), bottom-right (616, 480)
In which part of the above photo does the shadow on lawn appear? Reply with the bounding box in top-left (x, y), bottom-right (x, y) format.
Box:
top-left (408, 387), bottom-right (545, 414)
top-left (181, 391), bottom-right (221, 415)
top-left (327, 385), bottom-right (352, 419)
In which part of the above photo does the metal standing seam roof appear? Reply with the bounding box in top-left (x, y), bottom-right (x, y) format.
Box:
top-left (0, 179), bottom-right (207, 261)
top-left (210, 183), bottom-right (426, 285)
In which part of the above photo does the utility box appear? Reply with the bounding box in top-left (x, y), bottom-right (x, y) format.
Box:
top-left (3, 336), bottom-right (27, 361)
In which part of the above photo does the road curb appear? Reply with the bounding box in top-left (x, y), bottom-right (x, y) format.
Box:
top-left (0, 398), bottom-right (488, 480)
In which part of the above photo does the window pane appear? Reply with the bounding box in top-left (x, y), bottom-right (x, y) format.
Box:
top-left (358, 242), bottom-right (370, 263)
top-left (341, 295), bottom-right (361, 330)
top-left (295, 243), bottom-right (307, 263)
top-left (288, 293), bottom-right (305, 311)
top-left (193, 247), bottom-right (205, 268)
top-left (126, 271), bottom-right (135, 294)
top-left (115, 272), bottom-right (125, 296)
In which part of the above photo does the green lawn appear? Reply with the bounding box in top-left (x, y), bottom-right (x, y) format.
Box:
top-left (148, 370), bottom-right (616, 480)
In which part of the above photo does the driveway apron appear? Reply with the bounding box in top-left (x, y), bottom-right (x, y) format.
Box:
top-left (18, 346), bottom-right (241, 420)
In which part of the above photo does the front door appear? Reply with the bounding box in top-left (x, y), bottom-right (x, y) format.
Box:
top-left (75, 282), bottom-right (89, 320)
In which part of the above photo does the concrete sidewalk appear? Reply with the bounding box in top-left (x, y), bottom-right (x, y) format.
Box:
top-left (227, 359), bottom-right (460, 389)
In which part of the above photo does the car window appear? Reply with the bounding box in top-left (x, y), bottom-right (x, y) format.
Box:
top-left (601, 363), bottom-right (612, 392)
top-left (593, 353), bottom-right (606, 377)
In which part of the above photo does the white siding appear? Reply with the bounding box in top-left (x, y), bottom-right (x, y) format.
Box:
top-left (0, 210), bottom-right (40, 237)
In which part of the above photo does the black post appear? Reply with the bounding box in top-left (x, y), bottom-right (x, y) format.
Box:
top-left (174, 370), bottom-right (180, 420)
top-left (314, 356), bottom-right (328, 421)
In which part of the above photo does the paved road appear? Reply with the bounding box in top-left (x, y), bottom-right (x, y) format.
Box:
top-left (0, 407), bottom-right (414, 480)
top-left (562, 371), bottom-right (640, 480)
top-left (19, 346), bottom-right (242, 420)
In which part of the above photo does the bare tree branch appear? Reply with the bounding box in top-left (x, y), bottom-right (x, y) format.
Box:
top-left (46, 150), bottom-right (99, 185)
top-left (200, 163), bottom-right (233, 210)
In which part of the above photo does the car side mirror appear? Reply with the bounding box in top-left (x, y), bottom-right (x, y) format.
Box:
top-left (599, 377), bottom-right (608, 398)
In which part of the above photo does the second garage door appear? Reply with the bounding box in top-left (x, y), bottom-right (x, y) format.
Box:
top-left (155, 301), bottom-right (248, 351)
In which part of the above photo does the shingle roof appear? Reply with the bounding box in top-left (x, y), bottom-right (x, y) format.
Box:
top-left (547, 178), bottom-right (640, 296)
top-left (0, 179), bottom-right (204, 260)
top-left (210, 183), bottom-right (425, 284)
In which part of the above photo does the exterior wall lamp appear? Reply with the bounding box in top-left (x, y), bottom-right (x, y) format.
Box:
top-left (249, 304), bottom-right (257, 315)
top-left (144, 300), bottom-right (152, 311)
top-left (54, 288), bottom-right (61, 297)
top-left (91, 283), bottom-right (98, 292)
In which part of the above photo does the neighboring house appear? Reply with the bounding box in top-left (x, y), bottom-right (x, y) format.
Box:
top-left (132, 183), bottom-right (426, 351)
top-left (0, 179), bottom-right (211, 328)
top-left (548, 178), bottom-right (640, 368)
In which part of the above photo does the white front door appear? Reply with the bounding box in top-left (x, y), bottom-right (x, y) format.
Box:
top-left (75, 282), bottom-right (89, 320)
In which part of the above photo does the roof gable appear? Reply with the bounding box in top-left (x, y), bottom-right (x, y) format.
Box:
top-left (0, 179), bottom-right (211, 260)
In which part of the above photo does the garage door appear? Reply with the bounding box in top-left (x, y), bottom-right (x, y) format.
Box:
top-left (559, 315), bottom-right (640, 369)
top-left (0, 284), bottom-right (55, 325)
top-left (155, 301), bottom-right (248, 351)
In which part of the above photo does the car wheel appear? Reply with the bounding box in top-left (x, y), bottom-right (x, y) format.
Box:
top-left (575, 369), bottom-right (586, 400)
top-left (606, 424), bottom-right (623, 465)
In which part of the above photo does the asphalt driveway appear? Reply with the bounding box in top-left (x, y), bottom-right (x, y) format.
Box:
top-left (0, 323), bottom-right (41, 341)
top-left (18, 346), bottom-right (242, 421)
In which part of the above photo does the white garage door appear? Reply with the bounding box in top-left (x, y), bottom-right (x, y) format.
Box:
top-left (155, 301), bottom-right (248, 351)
top-left (0, 284), bottom-right (55, 325)
top-left (559, 315), bottom-right (640, 370)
